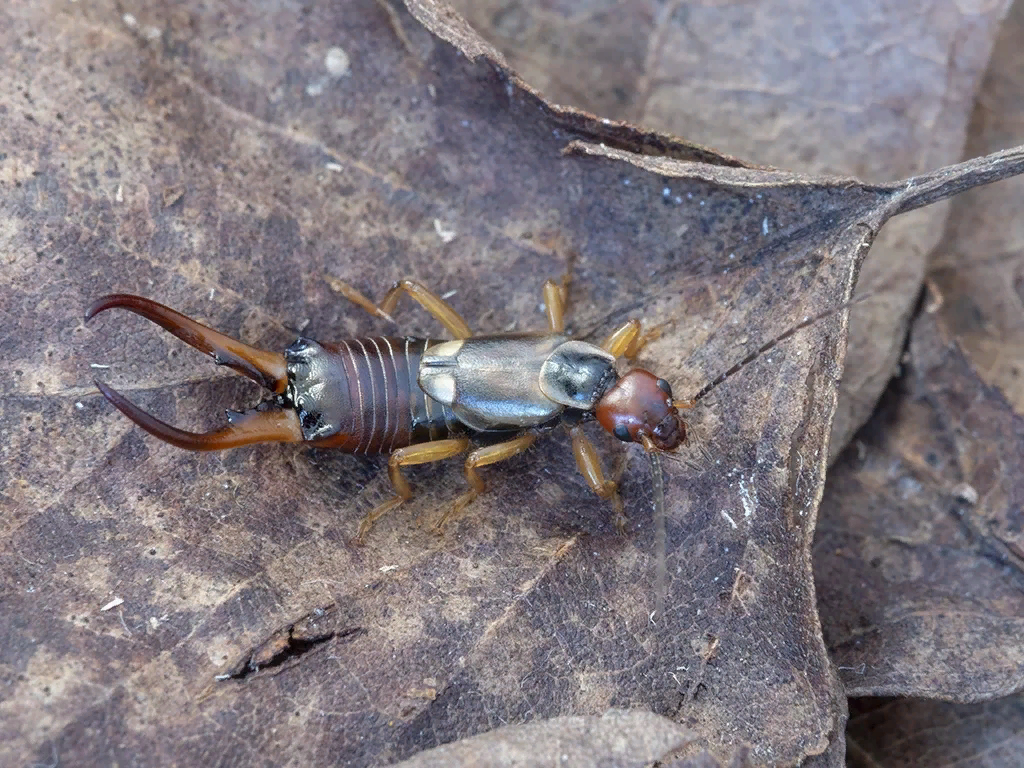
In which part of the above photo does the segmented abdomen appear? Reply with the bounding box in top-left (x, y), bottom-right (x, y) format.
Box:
top-left (297, 336), bottom-right (461, 454)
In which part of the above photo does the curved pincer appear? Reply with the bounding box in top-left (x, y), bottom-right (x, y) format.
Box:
top-left (87, 294), bottom-right (289, 393)
top-left (87, 294), bottom-right (303, 450)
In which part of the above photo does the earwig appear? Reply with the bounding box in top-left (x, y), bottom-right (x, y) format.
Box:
top-left (87, 279), bottom-right (692, 542)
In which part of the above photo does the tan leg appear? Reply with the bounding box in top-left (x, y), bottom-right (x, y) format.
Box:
top-left (601, 320), bottom-right (642, 358)
top-left (600, 319), bottom-right (665, 359)
top-left (543, 280), bottom-right (567, 332)
top-left (325, 276), bottom-right (472, 339)
top-left (437, 433), bottom-right (539, 531)
top-left (380, 279), bottom-right (472, 339)
top-left (355, 437), bottom-right (470, 543)
top-left (542, 265), bottom-right (572, 332)
top-left (569, 425), bottom-right (627, 532)
top-left (325, 275), bottom-right (397, 324)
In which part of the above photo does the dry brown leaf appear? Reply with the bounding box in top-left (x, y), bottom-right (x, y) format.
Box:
top-left (391, 709), bottom-right (697, 767)
top-left (931, 0), bottom-right (1024, 411)
top-left (812, 3), bottom-right (1024, 760)
top-left (846, 695), bottom-right (1024, 767)
top-left (815, 309), bottom-right (1024, 700)
top-left (2, 1), bottom-right (1024, 766)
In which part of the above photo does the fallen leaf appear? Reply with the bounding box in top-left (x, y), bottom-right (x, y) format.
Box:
top-left (846, 695), bottom-right (1024, 767)
top-left (815, 309), bottom-right (1024, 700)
top-left (930, 0), bottom-right (1024, 413)
top-left (391, 709), bottom-right (697, 767)
top-left (813, 0), bottom-right (1024, 727)
top-left (2, 1), bottom-right (1024, 767)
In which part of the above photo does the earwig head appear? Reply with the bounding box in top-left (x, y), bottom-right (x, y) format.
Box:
top-left (595, 369), bottom-right (687, 451)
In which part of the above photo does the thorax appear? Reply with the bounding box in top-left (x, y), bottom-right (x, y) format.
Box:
top-left (417, 333), bottom-right (618, 432)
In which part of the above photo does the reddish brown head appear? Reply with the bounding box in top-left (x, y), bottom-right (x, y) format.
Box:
top-left (595, 369), bottom-right (687, 451)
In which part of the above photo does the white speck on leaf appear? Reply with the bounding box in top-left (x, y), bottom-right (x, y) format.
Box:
top-left (324, 46), bottom-right (350, 77)
top-left (434, 219), bottom-right (457, 243)
top-left (739, 476), bottom-right (757, 519)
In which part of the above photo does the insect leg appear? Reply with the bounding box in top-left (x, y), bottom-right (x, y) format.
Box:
top-left (325, 276), bottom-right (398, 324)
top-left (325, 277), bottom-right (472, 339)
top-left (600, 320), bottom-right (642, 357)
top-left (541, 267), bottom-right (572, 332)
top-left (569, 425), bottom-right (627, 532)
top-left (542, 280), bottom-right (566, 332)
top-left (379, 279), bottom-right (472, 339)
top-left (355, 437), bottom-right (470, 543)
top-left (439, 433), bottom-right (539, 531)
top-left (600, 319), bottom-right (666, 359)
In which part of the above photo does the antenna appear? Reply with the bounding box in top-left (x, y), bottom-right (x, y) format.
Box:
top-left (650, 450), bottom-right (667, 623)
top-left (691, 290), bottom-right (876, 404)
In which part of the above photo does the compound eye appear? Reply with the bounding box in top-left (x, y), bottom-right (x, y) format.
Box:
top-left (656, 378), bottom-right (673, 397)
top-left (613, 424), bottom-right (632, 442)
